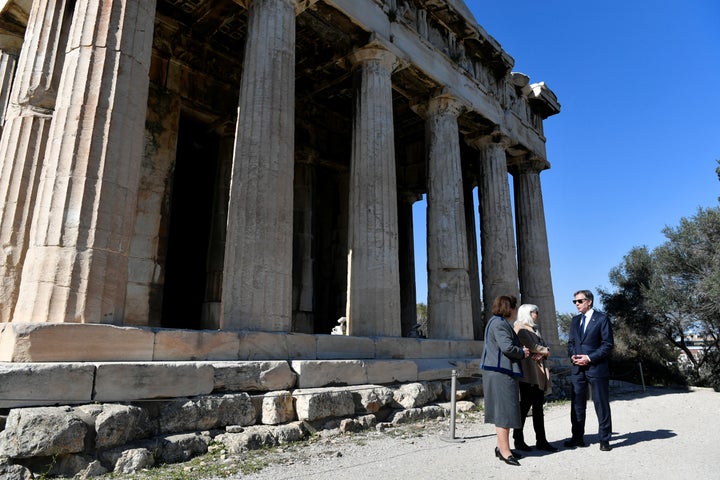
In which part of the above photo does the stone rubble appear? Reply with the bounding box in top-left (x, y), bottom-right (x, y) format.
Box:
top-left (0, 378), bottom-right (483, 479)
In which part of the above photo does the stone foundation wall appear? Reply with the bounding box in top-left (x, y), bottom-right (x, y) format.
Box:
top-left (0, 370), bottom-right (484, 478)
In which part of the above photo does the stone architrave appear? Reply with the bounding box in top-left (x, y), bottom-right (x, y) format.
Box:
top-left (12, 0), bottom-right (157, 324)
top-left (471, 136), bottom-right (520, 321)
top-left (0, 0), bottom-right (70, 323)
top-left (424, 94), bottom-right (473, 340)
top-left (345, 45), bottom-right (401, 338)
top-left (221, 0), bottom-right (296, 332)
top-left (511, 155), bottom-right (560, 350)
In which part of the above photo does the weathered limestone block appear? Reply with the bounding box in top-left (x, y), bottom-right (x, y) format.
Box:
top-left (153, 330), bottom-right (240, 361)
top-left (293, 388), bottom-right (355, 421)
top-left (153, 432), bottom-right (212, 464)
top-left (261, 391), bottom-right (295, 425)
top-left (238, 331), bottom-right (289, 360)
top-left (93, 362), bottom-right (214, 401)
top-left (216, 424), bottom-right (299, 453)
top-left (0, 406), bottom-right (88, 458)
top-left (291, 360), bottom-right (367, 388)
top-left (415, 358), bottom-right (460, 381)
top-left (350, 385), bottom-right (394, 413)
top-left (455, 379), bottom-right (483, 399)
top-left (51, 454), bottom-right (107, 479)
top-left (272, 421), bottom-right (307, 444)
top-left (419, 339), bottom-right (452, 358)
top-left (0, 460), bottom-right (33, 480)
top-left (392, 382), bottom-right (438, 409)
top-left (374, 337), bottom-right (422, 359)
top-left (285, 332), bottom-right (316, 359)
top-left (365, 359), bottom-right (417, 384)
top-left (449, 340), bottom-right (484, 358)
top-left (158, 393), bottom-right (256, 434)
top-left (315, 335), bottom-right (375, 359)
top-left (83, 403), bottom-right (154, 449)
top-left (98, 447), bottom-right (155, 474)
top-left (211, 361), bottom-right (296, 392)
top-left (109, 448), bottom-right (154, 475)
top-left (0, 323), bottom-right (154, 362)
top-left (390, 404), bottom-right (446, 424)
top-left (0, 362), bottom-right (95, 408)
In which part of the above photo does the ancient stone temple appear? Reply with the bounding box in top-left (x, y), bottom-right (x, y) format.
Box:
top-left (0, 0), bottom-right (560, 401)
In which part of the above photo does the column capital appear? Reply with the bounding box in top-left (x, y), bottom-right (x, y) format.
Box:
top-left (411, 91), bottom-right (465, 119)
top-left (508, 154), bottom-right (550, 174)
top-left (349, 44), bottom-right (397, 71)
top-left (465, 129), bottom-right (512, 150)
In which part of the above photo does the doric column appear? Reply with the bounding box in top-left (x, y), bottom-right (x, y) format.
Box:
top-left (0, 0), bottom-right (72, 323)
top-left (510, 155), bottom-right (560, 350)
top-left (425, 94), bottom-right (473, 339)
top-left (470, 135), bottom-right (519, 323)
top-left (345, 45), bottom-right (401, 337)
top-left (221, 0), bottom-right (296, 331)
top-left (13, 0), bottom-right (157, 324)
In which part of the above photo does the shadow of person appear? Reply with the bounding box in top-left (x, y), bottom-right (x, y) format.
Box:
top-left (610, 429), bottom-right (677, 448)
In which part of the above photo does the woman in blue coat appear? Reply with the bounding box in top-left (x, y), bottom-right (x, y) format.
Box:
top-left (481, 295), bottom-right (530, 466)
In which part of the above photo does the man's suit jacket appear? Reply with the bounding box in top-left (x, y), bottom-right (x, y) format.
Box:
top-left (567, 310), bottom-right (614, 377)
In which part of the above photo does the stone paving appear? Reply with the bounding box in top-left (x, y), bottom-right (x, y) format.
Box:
top-left (230, 386), bottom-right (720, 480)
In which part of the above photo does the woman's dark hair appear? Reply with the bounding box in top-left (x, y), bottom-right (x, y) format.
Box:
top-left (491, 295), bottom-right (517, 318)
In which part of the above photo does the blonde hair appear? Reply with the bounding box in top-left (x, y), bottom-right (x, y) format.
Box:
top-left (514, 303), bottom-right (539, 330)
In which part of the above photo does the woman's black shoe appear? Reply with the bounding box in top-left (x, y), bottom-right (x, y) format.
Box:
top-left (536, 442), bottom-right (559, 452)
top-left (495, 447), bottom-right (521, 466)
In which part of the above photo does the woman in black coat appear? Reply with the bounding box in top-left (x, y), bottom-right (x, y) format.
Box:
top-left (481, 295), bottom-right (529, 466)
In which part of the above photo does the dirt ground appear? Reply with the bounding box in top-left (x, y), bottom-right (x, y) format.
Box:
top-left (208, 385), bottom-right (720, 480)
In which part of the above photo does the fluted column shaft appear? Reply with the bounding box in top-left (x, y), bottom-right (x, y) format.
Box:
top-left (425, 95), bottom-right (472, 339)
top-left (0, 0), bottom-right (71, 323)
top-left (13, 0), bottom-right (157, 324)
top-left (473, 138), bottom-right (519, 322)
top-left (221, 0), bottom-right (296, 331)
top-left (346, 46), bottom-right (401, 337)
top-left (511, 157), bottom-right (560, 350)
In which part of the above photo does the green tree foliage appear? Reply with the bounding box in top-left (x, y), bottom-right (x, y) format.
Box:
top-left (555, 311), bottom-right (573, 345)
top-left (599, 205), bottom-right (720, 390)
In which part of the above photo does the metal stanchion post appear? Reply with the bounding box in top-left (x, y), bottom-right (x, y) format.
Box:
top-left (441, 369), bottom-right (465, 443)
top-left (639, 361), bottom-right (646, 392)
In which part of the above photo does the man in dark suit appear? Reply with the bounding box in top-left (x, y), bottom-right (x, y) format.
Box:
top-left (565, 289), bottom-right (614, 451)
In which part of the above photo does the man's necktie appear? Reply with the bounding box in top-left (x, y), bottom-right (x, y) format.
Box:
top-left (580, 315), bottom-right (586, 335)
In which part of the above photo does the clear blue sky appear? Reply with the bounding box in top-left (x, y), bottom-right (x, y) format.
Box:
top-left (413, 0), bottom-right (720, 315)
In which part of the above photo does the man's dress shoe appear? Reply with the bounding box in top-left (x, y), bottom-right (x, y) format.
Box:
top-left (536, 442), bottom-right (559, 452)
top-left (563, 439), bottom-right (587, 448)
top-left (514, 440), bottom-right (532, 451)
top-left (600, 442), bottom-right (612, 451)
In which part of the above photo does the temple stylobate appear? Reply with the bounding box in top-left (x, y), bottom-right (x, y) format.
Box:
top-left (0, 0), bottom-right (561, 362)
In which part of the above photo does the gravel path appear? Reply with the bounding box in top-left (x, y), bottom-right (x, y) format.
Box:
top-left (213, 386), bottom-right (719, 480)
